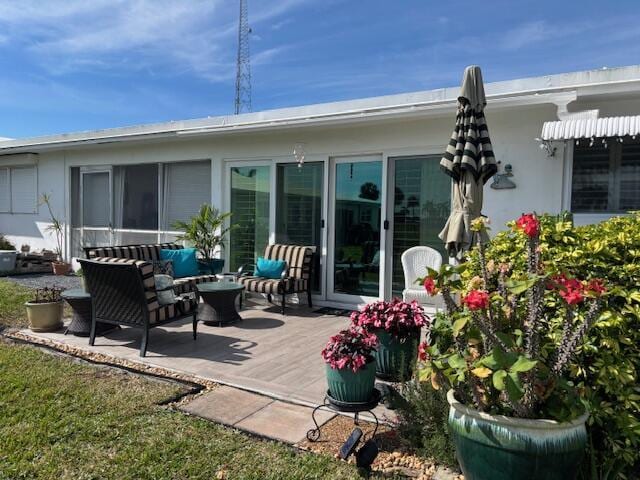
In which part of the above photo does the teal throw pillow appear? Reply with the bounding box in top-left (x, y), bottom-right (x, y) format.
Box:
top-left (254, 257), bottom-right (286, 279)
top-left (160, 248), bottom-right (199, 278)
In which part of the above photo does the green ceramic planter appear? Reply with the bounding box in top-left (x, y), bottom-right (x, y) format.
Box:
top-left (325, 360), bottom-right (376, 403)
top-left (447, 390), bottom-right (588, 480)
top-left (373, 329), bottom-right (420, 381)
top-left (198, 259), bottom-right (225, 274)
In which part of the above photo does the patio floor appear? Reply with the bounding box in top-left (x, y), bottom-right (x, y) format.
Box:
top-left (18, 301), bottom-right (359, 407)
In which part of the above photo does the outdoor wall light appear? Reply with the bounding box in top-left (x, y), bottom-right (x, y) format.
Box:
top-left (490, 162), bottom-right (516, 190)
top-left (534, 137), bottom-right (557, 157)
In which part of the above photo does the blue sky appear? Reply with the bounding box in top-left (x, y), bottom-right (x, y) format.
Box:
top-left (1, 0), bottom-right (639, 139)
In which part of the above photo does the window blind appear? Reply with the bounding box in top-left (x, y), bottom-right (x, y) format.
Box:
top-left (162, 160), bottom-right (211, 229)
top-left (10, 166), bottom-right (36, 213)
top-left (0, 168), bottom-right (9, 212)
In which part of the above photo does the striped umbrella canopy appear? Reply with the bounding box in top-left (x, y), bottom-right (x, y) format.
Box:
top-left (439, 65), bottom-right (497, 259)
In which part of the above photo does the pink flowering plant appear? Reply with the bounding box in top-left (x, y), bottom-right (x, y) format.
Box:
top-left (321, 327), bottom-right (379, 372)
top-left (416, 214), bottom-right (607, 421)
top-left (350, 298), bottom-right (429, 339)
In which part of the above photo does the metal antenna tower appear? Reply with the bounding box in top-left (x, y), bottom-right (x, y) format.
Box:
top-left (234, 0), bottom-right (252, 114)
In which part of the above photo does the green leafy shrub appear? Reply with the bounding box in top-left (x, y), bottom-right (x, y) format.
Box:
top-left (394, 381), bottom-right (457, 469)
top-left (463, 213), bottom-right (640, 477)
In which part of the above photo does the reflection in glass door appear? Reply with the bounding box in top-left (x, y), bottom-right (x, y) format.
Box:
top-left (332, 159), bottom-right (383, 298)
top-left (228, 166), bottom-right (271, 271)
top-left (390, 155), bottom-right (451, 297)
top-left (275, 162), bottom-right (324, 292)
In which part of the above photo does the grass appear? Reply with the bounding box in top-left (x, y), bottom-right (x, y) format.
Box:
top-left (0, 280), bottom-right (366, 479)
top-left (0, 279), bottom-right (32, 329)
top-left (0, 343), bottom-right (366, 479)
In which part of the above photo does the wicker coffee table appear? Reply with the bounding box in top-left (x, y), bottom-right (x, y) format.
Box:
top-left (62, 289), bottom-right (116, 337)
top-left (196, 282), bottom-right (245, 326)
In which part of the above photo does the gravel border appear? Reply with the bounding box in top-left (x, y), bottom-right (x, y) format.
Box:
top-left (2, 273), bottom-right (81, 291)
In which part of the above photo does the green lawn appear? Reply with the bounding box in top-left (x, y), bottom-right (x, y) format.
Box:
top-left (0, 280), bottom-right (365, 479)
top-left (0, 279), bottom-right (32, 329)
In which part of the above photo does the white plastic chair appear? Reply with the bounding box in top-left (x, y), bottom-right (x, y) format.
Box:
top-left (401, 246), bottom-right (444, 311)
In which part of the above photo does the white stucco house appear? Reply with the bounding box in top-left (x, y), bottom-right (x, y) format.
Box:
top-left (1, 65), bottom-right (639, 307)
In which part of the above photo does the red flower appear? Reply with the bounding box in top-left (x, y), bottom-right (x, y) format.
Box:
top-left (515, 213), bottom-right (540, 238)
top-left (423, 277), bottom-right (437, 296)
top-left (462, 290), bottom-right (490, 310)
top-left (560, 288), bottom-right (584, 305)
top-left (586, 279), bottom-right (606, 296)
top-left (418, 341), bottom-right (429, 361)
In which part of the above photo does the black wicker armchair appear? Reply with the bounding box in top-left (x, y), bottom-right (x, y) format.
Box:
top-left (79, 258), bottom-right (198, 357)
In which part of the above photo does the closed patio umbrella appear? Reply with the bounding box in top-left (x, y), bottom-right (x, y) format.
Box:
top-left (439, 65), bottom-right (497, 258)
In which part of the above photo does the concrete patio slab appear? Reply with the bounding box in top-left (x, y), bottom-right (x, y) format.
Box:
top-left (181, 385), bottom-right (273, 425)
top-left (235, 400), bottom-right (335, 444)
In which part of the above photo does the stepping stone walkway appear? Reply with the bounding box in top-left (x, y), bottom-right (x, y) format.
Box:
top-left (180, 385), bottom-right (335, 444)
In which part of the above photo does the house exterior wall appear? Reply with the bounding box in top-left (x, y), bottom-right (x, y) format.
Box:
top-left (0, 102), bottom-right (563, 257)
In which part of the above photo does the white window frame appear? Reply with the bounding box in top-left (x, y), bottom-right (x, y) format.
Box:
top-left (0, 165), bottom-right (38, 214)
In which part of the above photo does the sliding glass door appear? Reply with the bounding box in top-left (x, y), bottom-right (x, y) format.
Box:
top-left (388, 155), bottom-right (450, 297)
top-left (275, 162), bottom-right (324, 291)
top-left (329, 156), bottom-right (383, 302)
top-left (228, 165), bottom-right (271, 271)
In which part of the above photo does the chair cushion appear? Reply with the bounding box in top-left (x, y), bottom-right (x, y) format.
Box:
top-left (264, 244), bottom-right (313, 280)
top-left (154, 274), bottom-right (175, 306)
top-left (149, 295), bottom-right (197, 324)
top-left (239, 276), bottom-right (282, 295)
top-left (254, 257), bottom-right (286, 279)
top-left (160, 248), bottom-right (199, 278)
top-left (173, 274), bottom-right (218, 294)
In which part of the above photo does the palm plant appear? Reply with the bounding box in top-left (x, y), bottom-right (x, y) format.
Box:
top-left (39, 193), bottom-right (64, 261)
top-left (172, 204), bottom-right (232, 263)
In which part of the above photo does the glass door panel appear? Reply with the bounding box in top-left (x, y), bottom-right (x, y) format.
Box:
top-left (275, 162), bottom-right (323, 292)
top-left (332, 160), bottom-right (382, 298)
top-left (81, 171), bottom-right (111, 228)
top-left (229, 166), bottom-right (271, 271)
top-left (390, 155), bottom-right (450, 297)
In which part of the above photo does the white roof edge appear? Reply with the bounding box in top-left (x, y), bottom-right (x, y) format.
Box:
top-left (541, 115), bottom-right (640, 141)
top-left (1, 64), bottom-right (640, 155)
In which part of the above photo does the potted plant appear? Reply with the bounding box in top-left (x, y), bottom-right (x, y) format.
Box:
top-left (321, 326), bottom-right (379, 403)
top-left (25, 287), bottom-right (64, 332)
top-left (416, 214), bottom-right (606, 480)
top-left (351, 298), bottom-right (429, 381)
top-left (40, 193), bottom-right (70, 276)
top-left (172, 204), bottom-right (232, 275)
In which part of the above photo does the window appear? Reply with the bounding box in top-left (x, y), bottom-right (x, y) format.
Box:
top-left (572, 140), bottom-right (640, 213)
top-left (0, 166), bottom-right (37, 213)
top-left (162, 160), bottom-right (211, 229)
top-left (114, 164), bottom-right (158, 230)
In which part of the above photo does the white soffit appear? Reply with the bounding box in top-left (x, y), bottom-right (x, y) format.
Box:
top-left (541, 115), bottom-right (640, 140)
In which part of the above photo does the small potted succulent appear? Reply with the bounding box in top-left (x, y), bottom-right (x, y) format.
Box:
top-left (417, 214), bottom-right (606, 480)
top-left (25, 287), bottom-right (64, 332)
top-left (40, 193), bottom-right (71, 275)
top-left (351, 298), bottom-right (429, 381)
top-left (321, 327), bottom-right (379, 403)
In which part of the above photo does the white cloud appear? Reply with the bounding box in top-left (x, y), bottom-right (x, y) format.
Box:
top-left (0, 0), bottom-right (307, 82)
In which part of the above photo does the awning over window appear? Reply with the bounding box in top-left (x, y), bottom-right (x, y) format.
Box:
top-left (541, 115), bottom-right (640, 141)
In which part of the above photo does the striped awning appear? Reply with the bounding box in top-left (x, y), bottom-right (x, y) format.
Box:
top-left (541, 115), bottom-right (640, 141)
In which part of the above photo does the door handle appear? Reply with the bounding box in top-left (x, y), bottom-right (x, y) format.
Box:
top-left (383, 220), bottom-right (389, 230)
top-left (321, 219), bottom-right (325, 228)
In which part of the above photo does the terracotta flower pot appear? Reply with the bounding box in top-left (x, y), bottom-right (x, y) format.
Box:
top-left (52, 261), bottom-right (71, 276)
top-left (447, 390), bottom-right (588, 480)
top-left (25, 301), bottom-right (64, 332)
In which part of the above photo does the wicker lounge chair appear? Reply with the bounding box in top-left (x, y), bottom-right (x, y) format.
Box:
top-left (237, 244), bottom-right (314, 315)
top-left (79, 258), bottom-right (198, 357)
